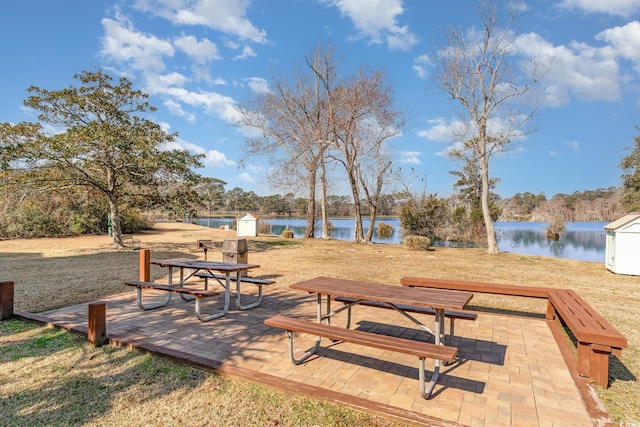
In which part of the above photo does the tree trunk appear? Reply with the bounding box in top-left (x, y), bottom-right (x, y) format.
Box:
top-left (320, 160), bottom-right (330, 239)
top-left (303, 171), bottom-right (316, 238)
top-left (109, 196), bottom-right (124, 248)
top-left (349, 168), bottom-right (364, 243)
top-left (365, 204), bottom-right (377, 242)
top-left (479, 143), bottom-right (498, 254)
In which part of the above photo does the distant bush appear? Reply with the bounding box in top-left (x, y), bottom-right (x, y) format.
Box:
top-left (120, 211), bottom-right (153, 233)
top-left (281, 229), bottom-right (294, 238)
top-left (4, 201), bottom-right (63, 238)
top-left (403, 235), bottom-right (431, 251)
top-left (377, 222), bottom-right (393, 239)
top-left (258, 221), bottom-right (271, 235)
top-left (545, 216), bottom-right (565, 241)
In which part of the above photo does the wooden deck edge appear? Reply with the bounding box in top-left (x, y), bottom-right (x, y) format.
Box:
top-left (546, 319), bottom-right (618, 427)
top-left (11, 310), bottom-right (464, 427)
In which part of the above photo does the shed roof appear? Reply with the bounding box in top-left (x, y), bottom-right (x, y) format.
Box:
top-left (237, 212), bottom-right (259, 220)
top-left (604, 212), bottom-right (640, 231)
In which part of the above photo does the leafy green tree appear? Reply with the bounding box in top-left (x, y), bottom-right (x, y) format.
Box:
top-left (620, 130), bottom-right (640, 212)
top-left (1, 70), bottom-right (203, 247)
top-left (197, 177), bottom-right (227, 214)
top-left (449, 138), bottom-right (501, 244)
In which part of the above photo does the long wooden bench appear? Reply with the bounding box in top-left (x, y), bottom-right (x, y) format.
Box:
top-left (264, 314), bottom-right (457, 399)
top-left (333, 296), bottom-right (477, 343)
top-left (401, 276), bottom-right (550, 298)
top-left (400, 276), bottom-right (628, 387)
top-left (546, 289), bottom-right (627, 387)
top-left (126, 281), bottom-right (221, 322)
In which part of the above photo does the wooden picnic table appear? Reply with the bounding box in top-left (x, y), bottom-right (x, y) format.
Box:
top-left (127, 258), bottom-right (261, 321)
top-left (267, 276), bottom-right (473, 398)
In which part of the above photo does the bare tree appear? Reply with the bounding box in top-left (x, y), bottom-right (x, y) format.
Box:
top-left (433, 1), bottom-right (544, 253)
top-left (237, 47), bottom-right (333, 238)
top-left (238, 45), bottom-right (404, 243)
top-left (329, 69), bottom-right (404, 242)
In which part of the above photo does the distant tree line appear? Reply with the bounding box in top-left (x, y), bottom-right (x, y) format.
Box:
top-left (498, 188), bottom-right (626, 223)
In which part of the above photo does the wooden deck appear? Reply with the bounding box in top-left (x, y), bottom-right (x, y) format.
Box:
top-left (16, 288), bottom-right (609, 427)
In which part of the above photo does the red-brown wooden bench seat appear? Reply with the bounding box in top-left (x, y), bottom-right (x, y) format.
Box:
top-left (399, 276), bottom-right (628, 387)
top-left (401, 276), bottom-right (550, 298)
top-left (265, 314), bottom-right (457, 399)
top-left (546, 289), bottom-right (627, 387)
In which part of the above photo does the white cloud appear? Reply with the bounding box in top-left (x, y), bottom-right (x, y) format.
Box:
top-left (516, 32), bottom-right (622, 105)
top-left (174, 34), bottom-right (220, 64)
top-left (100, 14), bottom-right (174, 71)
top-left (245, 77), bottom-right (270, 94)
top-left (417, 117), bottom-right (468, 143)
top-left (398, 150), bottom-right (421, 164)
top-left (596, 21), bottom-right (640, 73)
top-left (233, 45), bottom-right (257, 60)
top-left (412, 54), bottom-right (431, 79)
top-left (133, 0), bottom-right (267, 43)
top-left (238, 172), bottom-right (255, 182)
top-left (558, 0), bottom-right (640, 17)
top-left (164, 99), bottom-right (197, 122)
top-left (205, 149), bottom-right (236, 167)
top-left (566, 140), bottom-right (580, 151)
top-left (322, 0), bottom-right (418, 50)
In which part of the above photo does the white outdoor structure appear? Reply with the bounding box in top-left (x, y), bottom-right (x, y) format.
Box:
top-left (236, 212), bottom-right (259, 237)
top-left (604, 212), bottom-right (640, 276)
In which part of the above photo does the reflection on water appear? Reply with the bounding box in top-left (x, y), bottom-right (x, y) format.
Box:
top-left (495, 222), bottom-right (606, 262)
top-left (198, 217), bottom-right (606, 262)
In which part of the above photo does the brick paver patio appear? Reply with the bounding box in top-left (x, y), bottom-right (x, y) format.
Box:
top-left (23, 287), bottom-right (600, 426)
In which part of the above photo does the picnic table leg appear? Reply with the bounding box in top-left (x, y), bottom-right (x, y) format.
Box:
top-left (284, 292), bottom-right (323, 364)
top-left (420, 308), bottom-right (446, 399)
top-left (234, 270), bottom-right (264, 310)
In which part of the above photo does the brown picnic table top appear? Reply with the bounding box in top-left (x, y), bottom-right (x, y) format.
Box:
top-left (291, 276), bottom-right (473, 311)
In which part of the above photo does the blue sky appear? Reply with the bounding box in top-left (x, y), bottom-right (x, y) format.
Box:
top-left (2, 0), bottom-right (640, 199)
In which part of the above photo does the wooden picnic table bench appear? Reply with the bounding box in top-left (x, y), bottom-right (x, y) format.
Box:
top-left (193, 271), bottom-right (275, 286)
top-left (265, 314), bottom-right (457, 400)
top-left (546, 289), bottom-right (628, 387)
top-left (193, 272), bottom-right (274, 309)
top-left (126, 281), bottom-right (221, 322)
top-left (400, 276), bottom-right (628, 387)
top-left (333, 296), bottom-right (476, 343)
top-left (401, 276), bottom-right (550, 298)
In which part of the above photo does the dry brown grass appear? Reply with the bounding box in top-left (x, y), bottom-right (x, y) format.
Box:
top-left (1, 221), bottom-right (639, 424)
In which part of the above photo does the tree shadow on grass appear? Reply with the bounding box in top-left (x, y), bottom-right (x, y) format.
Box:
top-left (0, 320), bottom-right (208, 426)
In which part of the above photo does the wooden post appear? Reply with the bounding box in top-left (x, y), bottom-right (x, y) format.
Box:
top-left (140, 249), bottom-right (151, 282)
top-left (0, 281), bottom-right (14, 321)
top-left (88, 302), bottom-right (107, 347)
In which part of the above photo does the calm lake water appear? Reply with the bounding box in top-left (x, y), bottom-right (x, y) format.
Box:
top-left (198, 217), bottom-right (607, 263)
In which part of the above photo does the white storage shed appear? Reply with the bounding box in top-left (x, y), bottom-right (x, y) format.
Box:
top-left (604, 212), bottom-right (640, 276)
top-left (236, 212), bottom-right (259, 237)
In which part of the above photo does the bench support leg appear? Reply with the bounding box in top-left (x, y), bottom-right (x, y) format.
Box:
top-left (235, 280), bottom-right (263, 310)
top-left (578, 342), bottom-right (611, 387)
top-left (135, 287), bottom-right (172, 310)
top-left (286, 330), bottom-right (321, 365)
top-left (194, 295), bottom-right (227, 322)
top-left (419, 357), bottom-right (441, 399)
